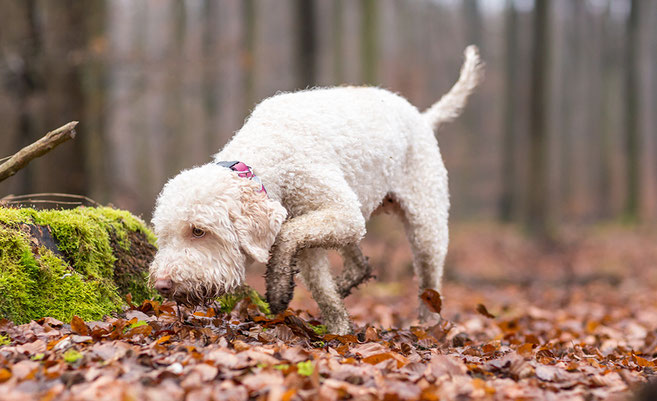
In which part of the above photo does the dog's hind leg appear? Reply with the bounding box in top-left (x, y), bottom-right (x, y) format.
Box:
top-left (335, 243), bottom-right (374, 298)
top-left (394, 145), bottom-right (450, 324)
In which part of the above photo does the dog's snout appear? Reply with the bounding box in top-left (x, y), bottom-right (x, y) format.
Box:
top-left (154, 278), bottom-right (174, 297)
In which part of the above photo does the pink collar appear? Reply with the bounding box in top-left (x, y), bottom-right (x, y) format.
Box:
top-left (216, 161), bottom-right (267, 194)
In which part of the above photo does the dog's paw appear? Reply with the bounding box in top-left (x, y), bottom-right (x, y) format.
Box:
top-left (267, 297), bottom-right (290, 315)
top-left (325, 319), bottom-right (353, 336)
top-left (418, 303), bottom-right (443, 326)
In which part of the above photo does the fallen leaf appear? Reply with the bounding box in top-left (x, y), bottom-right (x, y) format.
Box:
top-left (0, 368), bottom-right (11, 383)
top-left (476, 304), bottom-right (495, 319)
top-left (70, 316), bottom-right (89, 336)
top-left (420, 289), bottom-right (442, 314)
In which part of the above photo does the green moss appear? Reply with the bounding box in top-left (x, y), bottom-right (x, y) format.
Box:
top-left (0, 225), bottom-right (41, 323)
top-left (0, 208), bottom-right (29, 225)
top-left (217, 293), bottom-right (241, 314)
top-left (308, 324), bottom-right (327, 336)
top-left (36, 249), bottom-right (122, 322)
top-left (248, 289), bottom-right (271, 316)
top-left (127, 320), bottom-right (148, 331)
top-left (216, 287), bottom-right (271, 316)
top-left (0, 206), bottom-right (156, 324)
top-left (296, 361), bottom-right (314, 376)
top-left (0, 335), bottom-right (10, 346)
top-left (63, 349), bottom-right (83, 363)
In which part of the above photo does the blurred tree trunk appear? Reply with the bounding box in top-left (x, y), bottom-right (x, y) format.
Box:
top-left (243, 0), bottom-right (256, 114)
top-left (166, 0), bottom-right (186, 175)
top-left (39, 1), bottom-right (90, 195)
top-left (596, 1), bottom-right (614, 219)
top-left (332, 0), bottom-right (344, 83)
top-left (81, 0), bottom-right (108, 203)
top-left (4, 1), bottom-right (95, 197)
top-left (653, 2), bottom-right (657, 219)
top-left (462, 0), bottom-right (482, 47)
top-left (461, 0), bottom-right (483, 214)
top-left (624, 0), bottom-right (640, 222)
top-left (203, 0), bottom-right (221, 151)
top-left (526, 0), bottom-right (550, 238)
top-left (557, 0), bottom-right (581, 218)
top-left (499, 0), bottom-right (517, 222)
top-left (11, 0), bottom-right (45, 195)
top-left (360, 0), bottom-right (378, 85)
top-left (295, 0), bottom-right (316, 89)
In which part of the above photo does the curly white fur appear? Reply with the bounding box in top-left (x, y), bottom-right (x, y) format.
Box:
top-left (149, 46), bottom-right (483, 333)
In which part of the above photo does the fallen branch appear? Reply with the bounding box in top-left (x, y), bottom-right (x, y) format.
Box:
top-left (0, 121), bottom-right (78, 183)
top-left (0, 192), bottom-right (100, 207)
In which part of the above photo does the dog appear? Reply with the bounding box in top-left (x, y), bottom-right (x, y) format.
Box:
top-left (149, 46), bottom-right (483, 334)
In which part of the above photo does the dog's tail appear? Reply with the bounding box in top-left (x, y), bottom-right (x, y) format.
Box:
top-left (422, 45), bottom-right (484, 132)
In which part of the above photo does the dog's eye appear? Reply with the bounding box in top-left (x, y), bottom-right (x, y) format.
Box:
top-left (191, 226), bottom-right (205, 238)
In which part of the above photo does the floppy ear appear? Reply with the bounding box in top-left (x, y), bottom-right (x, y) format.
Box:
top-left (232, 187), bottom-right (287, 264)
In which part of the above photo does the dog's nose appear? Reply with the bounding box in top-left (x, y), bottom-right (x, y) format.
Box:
top-left (154, 278), bottom-right (173, 297)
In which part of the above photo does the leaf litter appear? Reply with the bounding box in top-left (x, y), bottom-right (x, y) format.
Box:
top-left (1, 225), bottom-right (657, 400)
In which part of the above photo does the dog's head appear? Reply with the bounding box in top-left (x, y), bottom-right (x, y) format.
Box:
top-left (149, 163), bottom-right (287, 305)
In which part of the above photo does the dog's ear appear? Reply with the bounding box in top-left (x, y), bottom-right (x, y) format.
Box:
top-left (233, 187), bottom-right (287, 264)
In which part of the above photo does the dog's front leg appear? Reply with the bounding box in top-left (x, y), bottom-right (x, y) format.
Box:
top-left (265, 206), bottom-right (365, 335)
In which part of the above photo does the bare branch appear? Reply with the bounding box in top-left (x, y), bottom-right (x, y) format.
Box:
top-left (0, 192), bottom-right (99, 207)
top-left (0, 121), bottom-right (79, 183)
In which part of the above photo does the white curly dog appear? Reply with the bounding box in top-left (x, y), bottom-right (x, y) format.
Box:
top-left (150, 46), bottom-right (483, 334)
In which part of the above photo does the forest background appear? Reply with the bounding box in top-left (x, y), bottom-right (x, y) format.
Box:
top-left (1, 0), bottom-right (656, 235)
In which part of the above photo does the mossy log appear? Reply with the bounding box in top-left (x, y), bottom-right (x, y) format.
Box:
top-left (0, 206), bottom-right (157, 324)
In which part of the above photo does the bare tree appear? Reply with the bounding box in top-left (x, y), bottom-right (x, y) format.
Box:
top-left (81, 0), bottom-right (108, 202)
top-left (3, 0), bottom-right (45, 195)
top-left (295, 0), bottom-right (316, 89)
top-left (360, 0), bottom-right (378, 84)
top-left (526, 0), bottom-right (551, 237)
top-left (499, 0), bottom-right (518, 222)
top-left (624, 0), bottom-right (640, 221)
top-left (243, 0), bottom-right (256, 114)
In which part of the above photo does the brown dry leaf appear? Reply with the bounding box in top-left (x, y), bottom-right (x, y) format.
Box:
top-left (429, 355), bottom-right (467, 378)
top-left (155, 335), bottom-right (171, 345)
top-left (362, 352), bottom-right (394, 366)
top-left (534, 364), bottom-right (570, 382)
top-left (364, 326), bottom-right (379, 342)
top-left (70, 315), bottom-right (89, 336)
top-left (632, 354), bottom-right (654, 368)
top-left (38, 317), bottom-right (64, 327)
top-left (363, 352), bottom-right (408, 369)
top-left (324, 334), bottom-right (358, 344)
top-left (420, 289), bottom-right (442, 314)
top-left (0, 368), bottom-right (11, 383)
top-left (0, 226), bottom-right (654, 401)
top-left (517, 343), bottom-right (534, 356)
top-left (11, 360), bottom-right (39, 381)
top-left (280, 347), bottom-right (311, 364)
top-left (476, 304), bottom-right (495, 319)
top-left (124, 324), bottom-right (153, 337)
top-left (16, 339), bottom-right (47, 355)
top-left (352, 342), bottom-right (388, 358)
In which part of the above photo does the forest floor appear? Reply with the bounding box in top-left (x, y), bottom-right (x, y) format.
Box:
top-left (1, 221), bottom-right (657, 400)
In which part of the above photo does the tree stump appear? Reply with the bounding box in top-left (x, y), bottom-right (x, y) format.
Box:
top-left (0, 206), bottom-right (156, 324)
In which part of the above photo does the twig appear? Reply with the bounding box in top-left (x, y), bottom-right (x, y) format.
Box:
top-left (1, 200), bottom-right (83, 206)
top-left (0, 192), bottom-right (99, 207)
top-left (0, 121), bottom-right (78, 183)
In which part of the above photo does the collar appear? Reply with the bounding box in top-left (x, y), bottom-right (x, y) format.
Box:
top-left (216, 161), bottom-right (267, 195)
